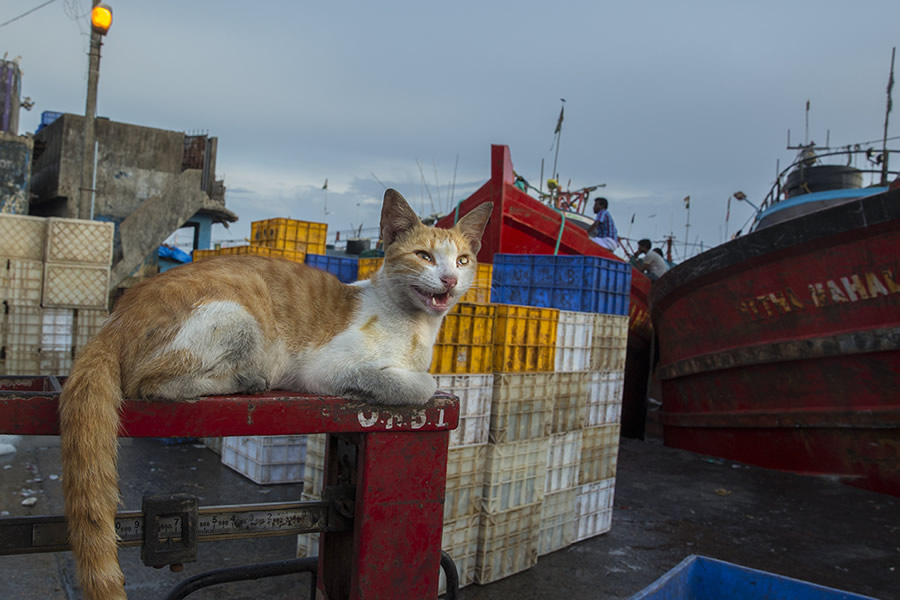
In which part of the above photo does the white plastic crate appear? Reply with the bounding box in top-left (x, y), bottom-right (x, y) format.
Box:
top-left (538, 488), bottom-right (577, 556)
top-left (586, 370), bottom-right (625, 426)
top-left (296, 531), bottom-right (319, 558)
top-left (39, 350), bottom-right (72, 375)
top-left (474, 502), bottom-right (540, 584)
top-left (545, 431), bottom-right (583, 493)
top-left (41, 308), bottom-right (74, 352)
top-left (6, 305), bottom-right (41, 349)
top-left (4, 259), bottom-right (43, 306)
top-left (74, 308), bottom-right (108, 353)
top-left (482, 437), bottom-right (549, 514)
top-left (579, 424), bottom-right (621, 485)
top-left (490, 372), bottom-right (553, 443)
top-left (591, 314), bottom-right (628, 372)
top-left (222, 435), bottom-right (307, 485)
top-left (302, 433), bottom-right (327, 498)
top-left (440, 514), bottom-right (480, 593)
top-left (42, 262), bottom-right (110, 309)
top-left (0, 214), bottom-right (46, 260)
top-left (3, 348), bottom-right (40, 375)
top-left (444, 444), bottom-right (486, 522)
top-left (435, 373), bottom-right (493, 448)
top-left (554, 310), bottom-right (593, 372)
top-left (45, 218), bottom-right (114, 265)
top-left (202, 437), bottom-right (223, 455)
top-left (575, 478), bottom-right (615, 541)
top-left (550, 371), bottom-right (588, 434)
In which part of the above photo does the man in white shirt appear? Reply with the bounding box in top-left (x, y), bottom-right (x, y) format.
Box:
top-left (634, 238), bottom-right (670, 281)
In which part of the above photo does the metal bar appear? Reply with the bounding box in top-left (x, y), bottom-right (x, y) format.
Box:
top-left (163, 557), bottom-right (319, 600)
top-left (0, 500), bottom-right (336, 556)
top-left (440, 550), bottom-right (460, 600)
top-left (0, 391), bottom-right (459, 437)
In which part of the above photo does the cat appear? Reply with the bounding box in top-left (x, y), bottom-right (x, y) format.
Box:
top-left (58, 189), bottom-right (493, 600)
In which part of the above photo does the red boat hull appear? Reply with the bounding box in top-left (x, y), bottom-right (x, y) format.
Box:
top-left (651, 188), bottom-right (900, 496)
top-left (436, 146), bottom-right (653, 437)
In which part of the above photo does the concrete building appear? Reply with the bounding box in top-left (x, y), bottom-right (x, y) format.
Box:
top-left (29, 114), bottom-right (237, 288)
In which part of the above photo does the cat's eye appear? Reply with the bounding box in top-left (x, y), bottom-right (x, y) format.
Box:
top-left (416, 251), bottom-right (433, 262)
top-left (457, 256), bottom-right (470, 266)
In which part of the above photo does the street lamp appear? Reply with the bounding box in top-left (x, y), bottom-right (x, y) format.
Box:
top-left (77, 2), bottom-right (113, 219)
top-left (733, 190), bottom-right (760, 213)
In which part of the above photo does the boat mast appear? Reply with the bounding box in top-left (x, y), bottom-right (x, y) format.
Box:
top-left (882, 46), bottom-right (895, 186)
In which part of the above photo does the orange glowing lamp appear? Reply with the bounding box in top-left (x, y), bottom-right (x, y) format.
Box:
top-left (90, 3), bottom-right (113, 35)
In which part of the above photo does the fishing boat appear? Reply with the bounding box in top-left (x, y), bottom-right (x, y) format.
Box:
top-left (650, 140), bottom-right (900, 496)
top-left (436, 144), bottom-right (654, 438)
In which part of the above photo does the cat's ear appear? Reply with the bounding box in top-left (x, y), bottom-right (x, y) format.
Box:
top-left (381, 189), bottom-right (421, 247)
top-left (454, 202), bottom-right (493, 255)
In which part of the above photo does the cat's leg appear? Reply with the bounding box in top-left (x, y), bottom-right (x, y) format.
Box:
top-left (340, 366), bottom-right (437, 406)
top-left (131, 302), bottom-right (271, 399)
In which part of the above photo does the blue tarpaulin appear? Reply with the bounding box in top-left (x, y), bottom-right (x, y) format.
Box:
top-left (158, 245), bottom-right (192, 263)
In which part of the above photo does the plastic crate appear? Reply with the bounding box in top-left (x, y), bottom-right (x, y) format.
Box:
top-left (579, 424), bottom-right (621, 485)
top-left (492, 304), bottom-right (558, 372)
top-left (490, 372), bottom-right (553, 443)
top-left (42, 262), bottom-right (110, 309)
top-left (482, 437), bottom-right (549, 514)
top-left (545, 430), bottom-right (583, 493)
top-left (251, 218), bottom-right (327, 255)
top-left (441, 513), bottom-right (480, 593)
top-left (551, 371), bottom-right (589, 434)
top-left (586, 370), bottom-right (625, 426)
top-left (474, 502), bottom-right (540, 584)
top-left (555, 310), bottom-right (594, 371)
top-left (302, 433), bottom-right (327, 498)
top-left (45, 218), bottom-right (114, 265)
top-left (295, 531), bottom-right (319, 559)
top-left (202, 437), bottom-right (223, 455)
top-left (430, 303), bottom-right (495, 374)
top-left (538, 487), bottom-right (577, 556)
top-left (39, 351), bottom-right (72, 376)
top-left (592, 313), bottom-right (629, 373)
top-left (629, 555), bottom-right (880, 600)
top-left (460, 262), bottom-right (493, 304)
top-left (434, 373), bottom-right (493, 447)
top-left (74, 309), bottom-right (108, 353)
top-left (222, 435), bottom-right (307, 485)
top-left (575, 478), bottom-right (615, 541)
top-left (0, 214), bottom-right (46, 260)
top-left (491, 254), bottom-right (631, 314)
top-left (443, 445), bottom-right (487, 522)
top-left (41, 308), bottom-right (73, 352)
top-left (356, 257), bottom-right (384, 280)
top-left (304, 254), bottom-right (359, 283)
top-left (4, 259), bottom-right (43, 306)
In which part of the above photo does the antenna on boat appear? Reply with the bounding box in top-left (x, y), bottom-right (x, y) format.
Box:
top-left (881, 46), bottom-right (896, 186)
top-left (804, 99), bottom-right (810, 145)
top-left (551, 98), bottom-right (566, 181)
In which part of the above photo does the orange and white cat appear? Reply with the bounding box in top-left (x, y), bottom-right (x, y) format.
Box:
top-left (59, 189), bottom-right (492, 600)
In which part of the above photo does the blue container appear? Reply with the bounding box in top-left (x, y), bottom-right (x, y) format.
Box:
top-left (630, 555), bottom-right (877, 600)
top-left (490, 254), bottom-right (631, 315)
top-left (305, 254), bottom-right (359, 283)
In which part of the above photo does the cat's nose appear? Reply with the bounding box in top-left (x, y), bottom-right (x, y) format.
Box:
top-left (441, 275), bottom-right (458, 290)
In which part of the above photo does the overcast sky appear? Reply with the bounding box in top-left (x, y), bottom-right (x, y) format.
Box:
top-left (4, 0), bottom-right (898, 260)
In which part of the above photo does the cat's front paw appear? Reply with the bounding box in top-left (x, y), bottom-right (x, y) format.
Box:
top-left (235, 371), bottom-right (269, 394)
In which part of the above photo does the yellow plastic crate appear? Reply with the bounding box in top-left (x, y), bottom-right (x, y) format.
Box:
top-left (251, 218), bottom-right (328, 255)
top-left (492, 304), bottom-right (558, 372)
top-left (357, 257), bottom-right (384, 280)
top-left (430, 303), bottom-right (495, 374)
top-left (192, 249), bottom-right (218, 261)
top-left (460, 263), bottom-right (492, 304)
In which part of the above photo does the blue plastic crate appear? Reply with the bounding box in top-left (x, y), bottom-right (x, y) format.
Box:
top-left (305, 254), bottom-right (359, 283)
top-left (490, 254), bottom-right (631, 315)
top-left (630, 555), bottom-right (877, 600)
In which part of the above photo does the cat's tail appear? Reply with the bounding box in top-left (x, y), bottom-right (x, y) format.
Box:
top-left (59, 332), bottom-right (128, 600)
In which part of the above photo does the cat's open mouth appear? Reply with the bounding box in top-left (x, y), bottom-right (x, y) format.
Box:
top-left (412, 286), bottom-right (453, 312)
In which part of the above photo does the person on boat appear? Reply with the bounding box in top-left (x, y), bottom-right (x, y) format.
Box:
top-left (587, 196), bottom-right (618, 251)
top-left (633, 238), bottom-right (670, 281)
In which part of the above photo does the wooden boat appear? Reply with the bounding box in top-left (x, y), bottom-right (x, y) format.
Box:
top-left (436, 145), bottom-right (653, 438)
top-left (650, 143), bottom-right (900, 496)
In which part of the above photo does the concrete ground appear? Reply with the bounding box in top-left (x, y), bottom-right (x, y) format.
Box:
top-left (1, 435), bottom-right (897, 599)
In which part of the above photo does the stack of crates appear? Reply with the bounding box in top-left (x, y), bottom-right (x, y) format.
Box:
top-left (193, 245), bottom-right (306, 264)
top-left (251, 218), bottom-right (327, 255)
top-left (221, 434), bottom-right (308, 485)
top-left (430, 295), bottom-right (495, 592)
top-left (0, 214), bottom-right (112, 376)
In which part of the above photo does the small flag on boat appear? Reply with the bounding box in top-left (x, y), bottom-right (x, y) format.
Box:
top-left (322, 178), bottom-right (328, 190)
top-left (683, 195), bottom-right (690, 209)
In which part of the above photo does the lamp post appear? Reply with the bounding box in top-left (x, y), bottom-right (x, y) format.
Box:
top-left (76, 2), bottom-right (112, 219)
